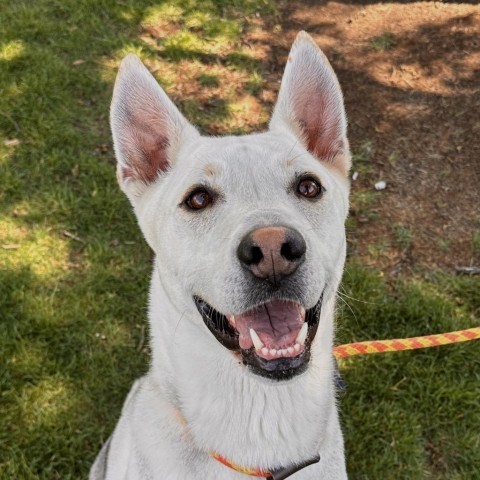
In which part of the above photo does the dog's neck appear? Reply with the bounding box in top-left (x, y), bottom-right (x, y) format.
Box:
top-left (147, 266), bottom-right (340, 470)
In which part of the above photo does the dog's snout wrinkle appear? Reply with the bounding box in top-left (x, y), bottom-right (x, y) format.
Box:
top-left (270, 250), bottom-right (277, 287)
top-left (237, 226), bottom-right (306, 285)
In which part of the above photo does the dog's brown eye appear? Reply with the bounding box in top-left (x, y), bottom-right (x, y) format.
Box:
top-left (297, 177), bottom-right (322, 199)
top-left (185, 189), bottom-right (213, 210)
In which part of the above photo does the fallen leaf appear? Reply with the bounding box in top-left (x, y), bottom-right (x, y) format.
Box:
top-left (4, 138), bottom-right (20, 147)
top-left (62, 230), bottom-right (85, 243)
top-left (13, 208), bottom-right (28, 217)
top-left (2, 244), bottom-right (20, 250)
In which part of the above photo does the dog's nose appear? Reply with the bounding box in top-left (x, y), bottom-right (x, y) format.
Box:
top-left (237, 226), bottom-right (306, 285)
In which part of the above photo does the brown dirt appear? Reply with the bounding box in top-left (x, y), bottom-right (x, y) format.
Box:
top-left (252, 1), bottom-right (480, 274)
top-left (144, 1), bottom-right (480, 275)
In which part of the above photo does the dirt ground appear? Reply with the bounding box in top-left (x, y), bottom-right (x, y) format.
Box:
top-left (143, 1), bottom-right (480, 274)
top-left (250, 1), bottom-right (480, 274)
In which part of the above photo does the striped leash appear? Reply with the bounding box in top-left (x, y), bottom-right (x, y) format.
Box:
top-left (333, 327), bottom-right (480, 359)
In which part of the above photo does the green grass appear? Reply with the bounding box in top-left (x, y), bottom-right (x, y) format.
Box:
top-left (393, 224), bottom-right (414, 250)
top-left (198, 72), bottom-right (220, 87)
top-left (472, 229), bottom-right (480, 256)
top-left (337, 265), bottom-right (480, 479)
top-left (1, 1), bottom-right (479, 479)
top-left (370, 32), bottom-right (396, 51)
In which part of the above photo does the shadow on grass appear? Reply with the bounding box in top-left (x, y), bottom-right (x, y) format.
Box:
top-left (301, 0), bottom-right (480, 5)
top-left (0, 1), bottom-right (277, 477)
top-left (337, 263), bottom-right (480, 478)
top-left (158, 45), bottom-right (263, 70)
top-left (0, 255), bottom-right (150, 476)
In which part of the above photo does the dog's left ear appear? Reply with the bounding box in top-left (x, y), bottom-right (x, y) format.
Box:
top-left (270, 31), bottom-right (350, 176)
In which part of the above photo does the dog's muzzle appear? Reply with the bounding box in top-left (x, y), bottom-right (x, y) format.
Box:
top-left (194, 294), bottom-right (323, 381)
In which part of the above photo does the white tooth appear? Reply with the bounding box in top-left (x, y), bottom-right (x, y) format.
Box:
top-left (261, 347), bottom-right (269, 356)
top-left (280, 349), bottom-right (287, 356)
top-left (249, 328), bottom-right (264, 351)
top-left (296, 322), bottom-right (308, 345)
top-left (294, 343), bottom-right (301, 352)
top-left (287, 347), bottom-right (294, 354)
top-left (270, 348), bottom-right (277, 356)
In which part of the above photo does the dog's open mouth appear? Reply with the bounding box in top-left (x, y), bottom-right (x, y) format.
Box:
top-left (194, 294), bottom-right (323, 380)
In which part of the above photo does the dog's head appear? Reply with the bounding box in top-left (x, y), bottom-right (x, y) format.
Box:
top-left (111, 32), bottom-right (350, 382)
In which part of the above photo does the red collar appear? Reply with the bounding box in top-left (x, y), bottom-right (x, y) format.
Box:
top-left (211, 452), bottom-right (272, 478)
top-left (174, 408), bottom-right (320, 479)
top-left (212, 452), bottom-right (321, 480)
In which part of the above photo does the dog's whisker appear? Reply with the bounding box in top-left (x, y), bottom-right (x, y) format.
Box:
top-left (337, 289), bottom-right (377, 305)
top-left (336, 291), bottom-right (359, 327)
top-left (172, 310), bottom-right (186, 345)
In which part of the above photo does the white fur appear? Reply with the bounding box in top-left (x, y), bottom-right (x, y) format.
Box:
top-left (91, 31), bottom-right (350, 479)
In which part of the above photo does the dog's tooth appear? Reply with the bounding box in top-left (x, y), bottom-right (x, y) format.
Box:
top-left (287, 346), bottom-right (294, 354)
top-left (279, 349), bottom-right (287, 356)
top-left (294, 343), bottom-right (301, 352)
top-left (296, 322), bottom-right (308, 345)
top-left (261, 347), bottom-right (269, 356)
top-left (249, 328), bottom-right (264, 351)
top-left (270, 348), bottom-right (277, 356)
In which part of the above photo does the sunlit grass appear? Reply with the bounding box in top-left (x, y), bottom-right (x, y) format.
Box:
top-left (1, 224), bottom-right (70, 280)
top-left (0, 40), bottom-right (25, 61)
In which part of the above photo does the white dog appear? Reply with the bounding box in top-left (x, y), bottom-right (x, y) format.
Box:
top-left (90, 31), bottom-right (351, 480)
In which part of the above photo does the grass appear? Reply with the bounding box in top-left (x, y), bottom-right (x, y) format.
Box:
top-left (198, 72), bottom-right (220, 87)
top-left (472, 229), bottom-right (480, 256)
top-left (370, 32), bottom-right (396, 51)
top-left (437, 238), bottom-right (451, 253)
top-left (338, 266), bottom-right (480, 479)
top-left (393, 224), bottom-right (414, 250)
top-left (0, 1), bottom-right (479, 479)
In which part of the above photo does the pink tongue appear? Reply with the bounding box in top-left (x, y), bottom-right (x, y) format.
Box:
top-left (232, 300), bottom-right (306, 350)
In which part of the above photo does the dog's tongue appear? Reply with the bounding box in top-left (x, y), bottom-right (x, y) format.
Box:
top-left (231, 300), bottom-right (306, 350)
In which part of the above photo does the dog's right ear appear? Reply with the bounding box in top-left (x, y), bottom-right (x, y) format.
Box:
top-left (110, 54), bottom-right (199, 198)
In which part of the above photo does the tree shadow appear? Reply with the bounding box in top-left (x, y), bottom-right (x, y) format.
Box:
top-left (300, 0), bottom-right (480, 5)
top-left (269, 2), bottom-right (480, 270)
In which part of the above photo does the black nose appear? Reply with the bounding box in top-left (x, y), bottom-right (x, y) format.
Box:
top-left (237, 226), bottom-right (306, 285)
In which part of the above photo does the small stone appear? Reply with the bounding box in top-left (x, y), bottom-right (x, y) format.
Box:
top-left (2, 244), bottom-right (20, 250)
top-left (352, 171), bottom-right (359, 181)
top-left (375, 180), bottom-right (387, 190)
top-left (4, 138), bottom-right (20, 147)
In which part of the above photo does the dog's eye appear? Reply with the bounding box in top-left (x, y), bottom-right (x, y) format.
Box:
top-left (185, 189), bottom-right (213, 210)
top-left (296, 176), bottom-right (323, 199)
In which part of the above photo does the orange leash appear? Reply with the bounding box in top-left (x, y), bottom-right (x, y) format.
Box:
top-left (333, 327), bottom-right (480, 359)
